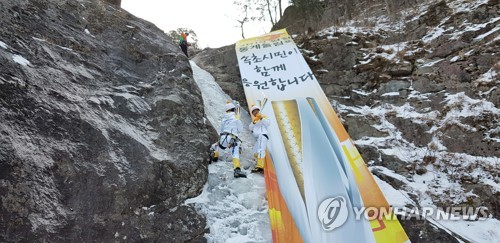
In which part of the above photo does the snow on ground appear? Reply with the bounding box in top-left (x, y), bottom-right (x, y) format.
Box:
top-left (447, 0), bottom-right (490, 13)
top-left (355, 41), bottom-right (410, 66)
top-left (422, 18), bottom-right (450, 43)
top-left (335, 91), bottom-right (499, 164)
top-left (56, 45), bottom-right (73, 51)
top-left (374, 149), bottom-right (500, 242)
top-left (332, 89), bottom-right (500, 242)
top-left (379, 43), bottom-right (407, 54)
top-left (318, 15), bottom-right (402, 36)
top-left (449, 17), bottom-right (500, 41)
top-left (381, 92), bottom-right (400, 97)
top-left (0, 40), bottom-right (7, 49)
top-left (431, 217), bottom-right (500, 243)
top-left (475, 68), bottom-right (498, 86)
top-left (420, 58), bottom-right (444, 67)
top-left (84, 28), bottom-right (95, 38)
top-left (317, 0), bottom-right (497, 70)
top-left (474, 25), bottom-right (500, 41)
top-left (373, 173), bottom-right (414, 207)
top-left (12, 54), bottom-right (31, 66)
top-left (352, 89), bottom-right (375, 96)
top-left (450, 55), bottom-right (462, 63)
top-left (419, 0), bottom-right (498, 43)
top-left (187, 61), bottom-right (271, 243)
top-left (430, 92), bottom-right (500, 134)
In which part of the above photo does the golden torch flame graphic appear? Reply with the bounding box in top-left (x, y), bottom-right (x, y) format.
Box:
top-left (272, 100), bottom-right (304, 200)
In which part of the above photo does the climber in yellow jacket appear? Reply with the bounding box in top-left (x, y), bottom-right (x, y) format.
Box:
top-left (249, 105), bottom-right (270, 173)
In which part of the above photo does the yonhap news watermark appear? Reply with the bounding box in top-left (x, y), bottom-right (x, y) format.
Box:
top-left (317, 196), bottom-right (490, 231)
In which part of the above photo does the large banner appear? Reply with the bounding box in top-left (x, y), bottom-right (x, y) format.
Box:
top-left (235, 29), bottom-right (409, 242)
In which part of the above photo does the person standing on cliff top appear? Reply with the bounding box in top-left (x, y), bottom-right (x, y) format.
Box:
top-left (179, 32), bottom-right (190, 57)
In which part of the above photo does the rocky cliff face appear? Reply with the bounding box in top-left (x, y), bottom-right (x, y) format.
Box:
top-left (273, 0), bottom-right (427, 35)
top-left (193, 0), bottom-right (499, 241)
top-left (0, 0), bottom-right (212, 242)
top-left (103, 0), bottom-right (121, 6)
top-left (295, 1), bottom-right (499, 222)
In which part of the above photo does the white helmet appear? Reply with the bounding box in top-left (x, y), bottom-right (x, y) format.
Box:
top-left (250, 105), bottom-right (260, 113)
top-left (225, 103), bottom-right (236, 111)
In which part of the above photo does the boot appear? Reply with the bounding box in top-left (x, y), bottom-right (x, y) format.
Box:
top-left (251, 167), bottom-right (264, 173)
top-left (251, 158), bottom-right (264, 173)
top-left (209, 149), bottom-right (218, 163)
top-left (212, 151), bottom-right (219, 162)
top-left (234, 167), bottom-right (247, 178)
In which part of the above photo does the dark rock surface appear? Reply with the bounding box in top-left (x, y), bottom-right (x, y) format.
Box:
top-left (103, 0), bottom-right (121, 6)
top-left (272, 0), bottom-right (428, 36)
top-left (0, 0), bottom-right (212, 241)
top-left (398, 217), bottom-right (460, 243)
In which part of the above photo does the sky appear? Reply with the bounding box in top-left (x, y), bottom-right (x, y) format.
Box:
top-left (121, 0), bottom-right (289, 48)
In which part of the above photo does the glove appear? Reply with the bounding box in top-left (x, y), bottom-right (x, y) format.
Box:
top-left (252, 114), bottom-right (262, 124)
